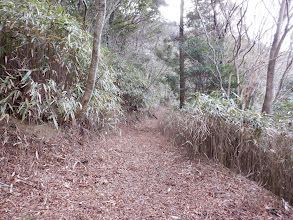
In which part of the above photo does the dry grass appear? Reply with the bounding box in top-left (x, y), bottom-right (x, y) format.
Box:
top-left (159, 108), bottom-right (293, 206)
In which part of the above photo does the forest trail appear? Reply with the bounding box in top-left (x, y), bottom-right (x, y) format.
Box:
top-left (1, 108), bottom-right (293, 219)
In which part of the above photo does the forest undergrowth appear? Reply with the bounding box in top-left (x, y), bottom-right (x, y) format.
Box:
top-left (0, 0), bottom-right (164, 130)
top-left (160, 94), bottom-right (293, 206)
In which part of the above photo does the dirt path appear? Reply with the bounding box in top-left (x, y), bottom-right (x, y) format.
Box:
top-left (1, 110), bottom-right (292, 219)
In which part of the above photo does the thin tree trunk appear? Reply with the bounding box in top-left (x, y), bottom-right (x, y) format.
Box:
top-left (262, 0), bottom-right (292, 114)
top-left (211, 0), bottom-right (223, 39)
top-left (76, 0), bottom-right (106, 118)
top-left (179, 0), bottom-right (185, 109)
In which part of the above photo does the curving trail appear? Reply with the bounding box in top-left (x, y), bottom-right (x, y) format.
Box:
top-left (0, 109), bottom-right (292, 219)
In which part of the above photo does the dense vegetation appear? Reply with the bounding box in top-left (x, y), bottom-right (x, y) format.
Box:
top-left (1, 0), bottom-right (293, 206)
top-left (160, 93), bottom-right (293, 205)
top-left (0, 0), bottom-right (167, 129)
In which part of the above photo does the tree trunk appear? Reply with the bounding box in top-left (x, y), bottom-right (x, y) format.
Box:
top-left (179, 0), bottom-right (185, 109)
top-left (76, 0), bottom-right (106, 118)
top-left (211, 0), bottom-right (223, 39)
top-left (262, 0), bottom-right (291, 114)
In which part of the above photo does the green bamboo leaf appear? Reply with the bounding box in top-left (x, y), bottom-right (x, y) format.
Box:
top-left (6, 103), bottom-right (13, 112)
top-left (12, 90), bottom-right (21, 103)
top-left (0, 113), bottom-right (9, 123)
top-left (22, 110), bottom-right (27, 121)
top-left (17, 102), bottom-right (26, 113)
top-left (21, 70), bottom-right (32, 83)
top-left (0, 90), bottom-right (17, 105)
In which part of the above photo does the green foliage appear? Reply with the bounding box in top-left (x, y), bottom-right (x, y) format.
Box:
top-left (59, 0), bottom-right (87, 23)
top-left (156, 32), bottom-right (234, 99)
top-left (156, 40), bottom-right (177, 67)
top-left (0, 0), bottom-right (120, 128)
top-left (186, 0), bottom-right (214, 32)
top-left (104, 51), bottom-right (164, 111)
top-left (0, 0), bottom-right (166, 128)
top-left (274, 95), bottom-right (293, 118)
top-left (1, 0), bottom-right (91, 76)
top-left (186, 93), bottom-right (265, 129)
top-left (164, 74), bottom-right (178, 94)
top-left (184, 37), bottom-right (234, 94)
top-left (105, 0), bottom-right (160, 52)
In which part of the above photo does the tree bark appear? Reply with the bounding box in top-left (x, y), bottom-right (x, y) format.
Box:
top-left (76, 0), bottom-right (106, 118)
top-left (179, 0), bottom-right (185, 109)
top-left (262, 0), bottom-right (292, 114)
top-left (211, 0), bottom-right (223, 39)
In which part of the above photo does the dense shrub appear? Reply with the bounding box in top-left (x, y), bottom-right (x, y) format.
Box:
top-left (160, 93), bottom-right (293, 205)
top-left (0, 0), bottom-right (163, 128)
top-left (0, 0), bottom-right (120, 127)
top-left (274, 95), bottom-right (293, 120)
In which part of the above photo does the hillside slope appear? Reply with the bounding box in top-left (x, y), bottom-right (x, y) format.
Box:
top-left (0, 109), bottom-right (292, 219)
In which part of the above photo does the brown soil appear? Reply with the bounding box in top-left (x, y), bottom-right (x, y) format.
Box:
top-left (1, 109), bottom-right (293, 219)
